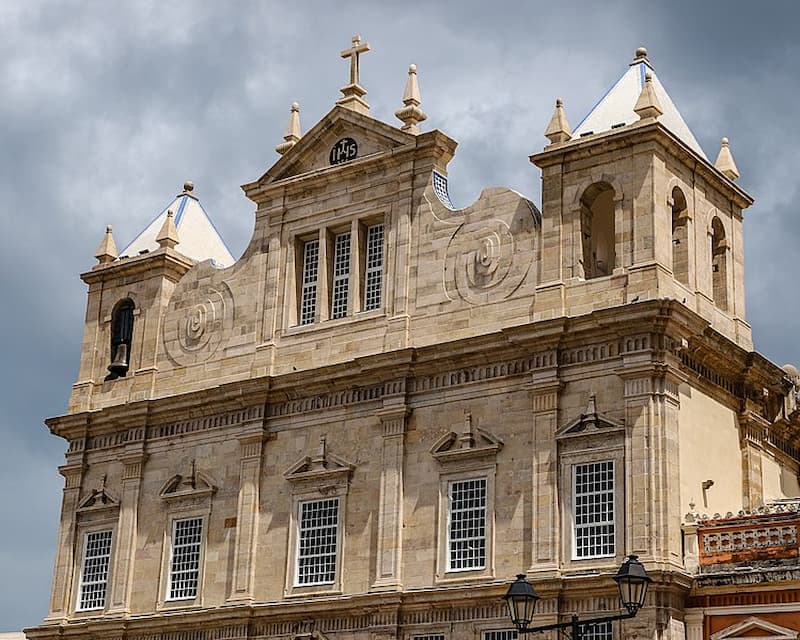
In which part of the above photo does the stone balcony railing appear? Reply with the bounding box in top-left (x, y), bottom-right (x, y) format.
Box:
top-left (682, 501), bottom-right (800, 574)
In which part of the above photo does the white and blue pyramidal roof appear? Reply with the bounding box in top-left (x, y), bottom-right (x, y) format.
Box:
top-left (572, 50), bottom-right (707, 160)
top-left (119, 182), bottom-right (235, 268)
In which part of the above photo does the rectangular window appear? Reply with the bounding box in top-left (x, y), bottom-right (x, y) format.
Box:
top-left (77, 530), bottom-right (113, 611)
top-left (297, 497), bottom-right (339, 585)
top-left (482, 631), bottom-right (518, 640)
top-left (573, 460), bottom-right (615, 558)
top-left (331, 232), bottom-right (351, 319)
top-left (363, 223), bottom-right (384, 311)
top-left (582, 622), bottom-right (612, 640)
top-left (448, 477), bottom-right (487, 571)
top-left (300, 239), bottom-right (319, 325)
top-left (168, 517), bottom-right (203, 600)
top-left (414, 635), bottom-right (445, 640)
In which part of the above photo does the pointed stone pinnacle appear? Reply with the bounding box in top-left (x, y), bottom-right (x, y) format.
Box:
top-left (394, 64), bottom-right (427, 134)
top-left (156, 209), bottom-right (180, 249)
top-left (715, 137), bottom-right (740, 181)
top-left (634, 71), bottom-right (663, 120)
top-left (544, 97), bottom-right (572, 144)
top-left (95, 225), bottom-right (118, 264)
top-left (276, 102), bottom-right (302, 155)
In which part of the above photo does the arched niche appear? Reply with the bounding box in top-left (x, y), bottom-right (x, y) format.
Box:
top-left (579, 182), bottom-right (617, 279)
top-left (670, 186), bottom-right (690, 285)
top-left (710, 216), bottom-right (729, 311)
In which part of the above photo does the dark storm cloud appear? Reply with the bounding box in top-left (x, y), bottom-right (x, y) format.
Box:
top-left (1, 0), bottom-right (797, 629)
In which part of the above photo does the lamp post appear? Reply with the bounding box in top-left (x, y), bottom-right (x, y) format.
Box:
top-left (504, 555), bottom-right (652, 639)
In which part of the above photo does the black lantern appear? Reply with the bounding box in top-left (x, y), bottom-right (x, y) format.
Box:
top-left (612, 555), bottom-right (652, 615)
top-left (503, 574), bottom-right (540, 632)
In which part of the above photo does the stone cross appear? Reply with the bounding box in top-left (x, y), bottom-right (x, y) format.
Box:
top-left (337, 35), bottom-right (371, 114)
top-left (341, 35), bottom-right (370, 87)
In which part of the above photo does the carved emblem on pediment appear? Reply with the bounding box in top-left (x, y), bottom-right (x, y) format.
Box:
top-left (159, 460), bottom-right (217, 501)
top-left (557, 393), bottom-right (625, 439)
top-left (77, 475), bottom-right (120, 513)
top-left (430, 411), bottom-right (503, 463)
top-left (284, 436), bottom-right (355, 488)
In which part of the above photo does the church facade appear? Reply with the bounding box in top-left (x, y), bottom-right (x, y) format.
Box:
top-left (27, 39), bottom-right (800, 640)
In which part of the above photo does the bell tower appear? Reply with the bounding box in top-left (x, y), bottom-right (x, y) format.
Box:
top-left (531, 48), bottom-right (754, 349)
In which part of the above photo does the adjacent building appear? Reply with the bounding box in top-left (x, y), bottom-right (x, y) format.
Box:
top-left (26, 40), bottom-right (800, 640)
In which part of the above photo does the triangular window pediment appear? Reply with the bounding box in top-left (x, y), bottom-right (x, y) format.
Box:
top-left (557, 394), bottom-right (625, 439)
top-left (284, 436), bottom-right (355, 484)
top-left (77, 483), bottom-right (120, 513)
top-left (260, 106), bottom-right (415, 184)
top-left (710, 617), bottom-right (799, 640)
top-left (159, 462), bottom-right (217, 501)
top-left (430, 411), bottom-right (504, 463)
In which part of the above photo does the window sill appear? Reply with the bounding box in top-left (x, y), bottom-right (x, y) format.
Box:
top-left (285, 308), bottom-right (385, 335)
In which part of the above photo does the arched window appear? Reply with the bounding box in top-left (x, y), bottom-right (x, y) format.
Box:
top-left (579, 182), bottom-right (616, 279)
top-left (671, 187), bottom-right (689, 285)
top-left (107, 299), bottom-right (134, 379)
top-left (710, 217), bottom-right (728, 311)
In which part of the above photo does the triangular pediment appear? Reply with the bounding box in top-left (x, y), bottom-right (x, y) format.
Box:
top-left (430, 411), bottom-right (504, 463)
top-left (77, 485), bottom-right (120, 513)
top-left (258, 106), bottom-right (416, 184)
top-left (284, 436), bottom-right (355, 483)
top-left (159, 463), bottom-right (217, 501)
top-left (557, 394), bottom-right (625, 438)
top-left (711, 617), bottom-right (799, 640)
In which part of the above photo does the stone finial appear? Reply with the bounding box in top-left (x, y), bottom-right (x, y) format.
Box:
top-left (544, 97), bottom-right (572, 144)
top-left (634, 71), bottom-right (663, 120)
top-left (276, 102), bottom-right (302, 155)
top-left (714, 137), bottom-right (740, 181)
top-left (457, 411), bottom-right (476, 449)
top-left (337, 35), bottom-right (371, 114)
top-left (633, 46), bottom-right (649, 63)
top-left (311, 435), bottom-right (328, 470)
top-left (394, 64), bottom-right (428, 134)
top-left (156, 209), bottom-right (180, 249)
top-left (94, 225), bottom-right (118, 264)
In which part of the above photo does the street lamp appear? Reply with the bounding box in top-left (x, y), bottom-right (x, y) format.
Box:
top-left (504, 555), bottom-right (652, 638)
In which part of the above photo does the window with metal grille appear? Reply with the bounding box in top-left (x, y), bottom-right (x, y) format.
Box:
top-left (582, 621), bottom-right (612, 640)
top-left (363, 223), bottom-right (383, 311)
top-left (297, 497), bottom-right (339, 585)
top-left (448, 477), bottom-right (486, 571)
top-left (331, 232), bottom-right (351, 319)
top-left (168, 517), bottom-right (203, 600)
top-left (573, 460), bottom-right (615, 558)
top-left (414, 634), bottom-right (445, 640)
top-left (300, 239), bottom-right (319, 325)
top-left (77, 530), bottom-right (113, 611)
top-left (482, 631), bottom-right (518, 640)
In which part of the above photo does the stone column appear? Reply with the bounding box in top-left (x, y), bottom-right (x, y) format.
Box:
top-left (229, 432), bottom-right (265, 602)
top-left (685, 610), bottom-right (704, 640)
top-left (372, 407), bottom-right (408, 590)
top-left (528, 373), bottom-right (561, 574)
top-left (107, 449), bottom-right (146, 613)
top-left (45, 462), bottom-right (86, 621)
top-left (738, 410), bottom-right (768, 510)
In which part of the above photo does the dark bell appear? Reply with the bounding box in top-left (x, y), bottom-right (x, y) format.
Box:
top-left (108, 343), bottom-right (129, 376)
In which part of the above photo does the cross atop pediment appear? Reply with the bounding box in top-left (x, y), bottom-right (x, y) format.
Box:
top-left (337, 35), bottom-right (371, 114)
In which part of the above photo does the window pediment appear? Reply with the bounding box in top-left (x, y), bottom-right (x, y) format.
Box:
top-left (710, 617), bottom-right (799, 640)
top-left (77, 483), bottom-right (120, 514)
top-left (159, 462), bottom-right (217, 502)
top-left (284, 436), bottom-right (355, 489)
top-left (557, 394), bottom-right (625, 439)
top-left (430, 411), bottom-right (503, 463)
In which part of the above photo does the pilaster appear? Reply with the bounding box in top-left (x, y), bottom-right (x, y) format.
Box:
top-left (371, 405), bottom-right (409, 590)
top-left (45, 462), bottom-right (86, 621)
top-left (107, 445), bottom-right (147, 614)
top-left (229, 431), bottom-right (267, 602)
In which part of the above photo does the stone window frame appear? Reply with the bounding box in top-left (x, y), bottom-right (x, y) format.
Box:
top-left (155, 469), bottom-right (216, 611)
top-left (285, 211), bottom-right (387, 329)
top-left (476, 624), bottom-right (519, 640)
top-left (71, 485), bottom-right (120, 616)
top-left (283, 438), bottom-right (354, 597)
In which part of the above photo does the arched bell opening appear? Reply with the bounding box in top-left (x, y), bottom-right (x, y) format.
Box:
top-left (710, 217), bottom-right (728, 311)
top-left (107, 298), bottom-right (134, 380)
top-left (579, 182), bottom-right (616, 279)
top-left (671, 187), bottom-right (690, 286)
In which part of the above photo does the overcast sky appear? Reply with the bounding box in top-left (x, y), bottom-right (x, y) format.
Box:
top-left (1, 0), bottom-right (798, 630)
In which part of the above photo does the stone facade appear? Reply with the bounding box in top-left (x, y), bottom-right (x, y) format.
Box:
top-left (27, 42), bottom-right (800, 640)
